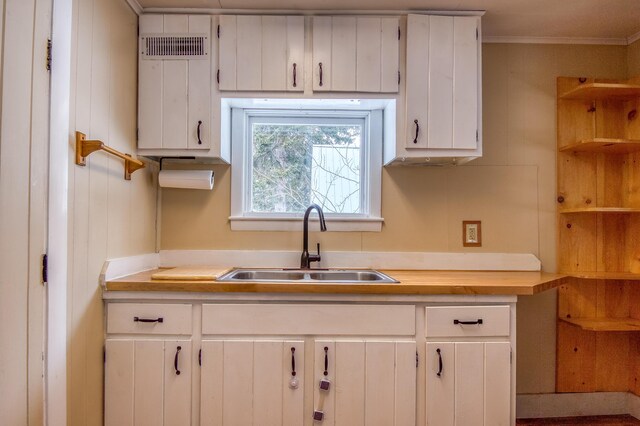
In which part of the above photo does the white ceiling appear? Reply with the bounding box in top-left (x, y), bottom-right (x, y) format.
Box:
top-left (135, 0), bottom-right (640, 43)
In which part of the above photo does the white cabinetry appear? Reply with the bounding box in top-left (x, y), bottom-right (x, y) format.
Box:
top-left (217, 15), bottom-right (304, 91)
top-left (425, 306), bottom-right (512, 426)
top-left (312, 16), bottom-right (400, 93)
top-left (386, 14), bottom-right (481, 164)
top-left (312, 340), bottom-right (416, 425)
top-left (138, 14), bottom-right (212, 152)
top-left (104, 297), bottom-right (514, 426)
top-left (104, 303), bottom-right (194, 426)
top-left (200, 339), bottom-right (304, 426)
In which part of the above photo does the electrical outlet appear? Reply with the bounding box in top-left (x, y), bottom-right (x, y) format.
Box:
top-left (463, 221), bottom-right (482, 247)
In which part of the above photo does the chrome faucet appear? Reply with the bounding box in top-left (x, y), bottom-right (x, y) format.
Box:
top-left (300, 204), bottom-right (327, 269)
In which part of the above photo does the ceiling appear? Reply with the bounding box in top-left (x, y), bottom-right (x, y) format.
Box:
top-left (135, 0), bottom-right (640, 43)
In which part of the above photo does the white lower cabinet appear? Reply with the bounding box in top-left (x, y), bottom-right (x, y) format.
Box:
top-left (104, 339), bottom-right (192, 426)
top-left (426, 342), bottom-right (511, 426)
top-left (312, 340), bottom-right (416, 426)
top-left (104, 299), bottom-right (515, 426)
top-left (200, 339), bottom-right (305, 426)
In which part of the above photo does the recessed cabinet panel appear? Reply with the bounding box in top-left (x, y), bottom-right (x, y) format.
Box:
top-left (425, 342), bottom-right (455, 426)
top-left (138, 14), bottom-right (212, 151)
top-left (313, 340), bottom-right (416, 426)
top-left (403, 14), bottom-right (481, 157)
top-left (218, 15), bottom-right (304, 92)
top-left (200, 340), bottom-right (305, 426)
top-left (313, 16), bottom-right (400, 93)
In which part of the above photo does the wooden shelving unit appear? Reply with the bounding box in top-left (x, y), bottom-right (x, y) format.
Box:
top-left (556, 76), bottom-right (640, 394)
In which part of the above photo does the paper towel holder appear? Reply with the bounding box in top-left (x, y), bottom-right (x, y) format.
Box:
top-left (75, 131), bottom-right (145, 180)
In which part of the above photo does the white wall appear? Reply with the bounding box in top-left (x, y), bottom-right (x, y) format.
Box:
top-left (67, 0), bottom-right (157, 424)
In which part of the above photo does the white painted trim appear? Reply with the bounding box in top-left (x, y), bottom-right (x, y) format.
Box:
top-left (229, 216), bottom-right (384, 232)
top-left (47, 0), bottom-right (73, 423)
top-left (141, 9), bottom-right (486, 17)
top-left (516, 392), bottom-right (629, 419)
top-left (124, 0), bottom-right (143, 15)
top-left (158, 250), bottom-right (541, 271)
top-left (99, 253), bottom-right (160, 287)
top-left (483, 35), bottom-right (629, 45)
top-left (628, 30), bottom-right (640, 45)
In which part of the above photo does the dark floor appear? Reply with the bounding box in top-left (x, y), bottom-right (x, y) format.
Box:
top-left (517, 415), bottom-right (640, 425)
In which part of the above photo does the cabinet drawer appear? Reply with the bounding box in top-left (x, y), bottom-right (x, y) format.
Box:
top-left (425, 306), bottom-right (510, 338)
top-left (202, 304), bottom-right (415, 336)
top-left (107, 303), bottom-right (192, 335)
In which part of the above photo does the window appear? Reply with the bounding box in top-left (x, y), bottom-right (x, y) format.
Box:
top-left (229, 102), bottom-right (385, 231)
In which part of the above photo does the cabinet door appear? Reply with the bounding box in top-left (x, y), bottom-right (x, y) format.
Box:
top-left (313, 16), bottom-right (400, 93)
top-left (105, 339), bottom-right (192, 426)
top-left (200, 339), bottom-right (305, 426)
top-left (425, 342), bottom-right (510, 426)
top-left (138, 14), bottom-right (211, 150)
top-left (218, 16), bottom-right (304, 92)
top-left (313, 340), bottom-right (416, 426)
top-left (405, 15), bottom-right (480, 151)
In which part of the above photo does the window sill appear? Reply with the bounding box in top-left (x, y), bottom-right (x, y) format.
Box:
top-left (229, 216), bottom-right (384, 232)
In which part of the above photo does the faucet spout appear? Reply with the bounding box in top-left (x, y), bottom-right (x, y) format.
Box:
top-left (300, 204), bottom-right (327, 269)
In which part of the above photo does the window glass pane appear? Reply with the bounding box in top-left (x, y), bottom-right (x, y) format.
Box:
top-left (251, 122), bottom-right (362, 214)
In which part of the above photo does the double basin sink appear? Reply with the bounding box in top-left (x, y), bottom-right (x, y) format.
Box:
top-left (217, 268), bottom-right (398, 284)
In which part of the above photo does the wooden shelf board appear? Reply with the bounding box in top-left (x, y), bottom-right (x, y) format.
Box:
top-left (559, 207), bottom-right (640, 214)
top-left (559, 83), bottom-right (640, 100)
top-left (560, 317), bottom-right (640, 332)
top-left (560, 271), bottom-right (640, 280)
top-left (559, 138), bottom-right (640, 154)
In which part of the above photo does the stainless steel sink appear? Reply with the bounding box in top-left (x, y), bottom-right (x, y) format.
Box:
top-left (217, 268), bottom-right (398, 283)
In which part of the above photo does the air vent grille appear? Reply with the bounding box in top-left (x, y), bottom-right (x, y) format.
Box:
top-left (141, 33), bottom-right (208, 60)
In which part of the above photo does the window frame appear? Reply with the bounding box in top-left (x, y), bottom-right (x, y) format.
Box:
top-left (230, 107), bottom-right (383, 232)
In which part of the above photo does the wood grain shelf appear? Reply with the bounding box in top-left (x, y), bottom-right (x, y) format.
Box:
top-left (559, 207), bottom-right (640, 214)
top-left (559, 83), bottom-right (640, 100)
top-left (559, 138), bottom-right (640, 154)
top-left (560, 317), bottom-right (640, 332)
top-left (560, 271), bottom-right (640, 280)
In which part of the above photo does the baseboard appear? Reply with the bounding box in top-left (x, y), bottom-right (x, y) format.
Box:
top-left (516, 392), bottom-right (630, 419)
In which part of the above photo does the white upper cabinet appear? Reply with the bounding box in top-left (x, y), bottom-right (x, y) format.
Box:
top-left (396, 14), bottom-right (481, 163)
top-left (312, 16), bottom-right (400, 93)
top-left (138, 14), bottom-right (212, 151)
top-left (217, 15), bottom-right (304, 91)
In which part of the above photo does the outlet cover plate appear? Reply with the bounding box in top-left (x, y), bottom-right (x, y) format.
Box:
top-left (463, 220), bottom-right (482, 247)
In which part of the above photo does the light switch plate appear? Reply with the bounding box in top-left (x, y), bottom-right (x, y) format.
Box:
top-left (463, 221), bottom-right (482, 247)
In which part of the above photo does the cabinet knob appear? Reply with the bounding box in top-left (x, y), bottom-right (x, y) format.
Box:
top-left (557, 196), bottom-right (565, 203)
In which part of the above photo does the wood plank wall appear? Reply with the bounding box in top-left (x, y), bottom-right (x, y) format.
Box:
top-left (67, 0), bottom-right (157, 424)
top-left (0, 0), bottom-right (51, 424)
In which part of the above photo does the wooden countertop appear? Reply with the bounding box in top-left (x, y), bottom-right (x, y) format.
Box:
top-left (105, 269), bottom-right (567, 296)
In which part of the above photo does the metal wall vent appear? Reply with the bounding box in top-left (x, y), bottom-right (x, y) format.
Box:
top-left (140, 33), bottom-right (209, 60)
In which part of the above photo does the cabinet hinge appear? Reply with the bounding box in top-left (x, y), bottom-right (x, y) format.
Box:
top-left (104, 347), bottom-right (106, 364)
top-left (41, 254), bottom-right (48, 284)
top-left (46, 39), bottom-right (52, 71)
top-left (476, 129), bottom-right (479, 142)
top-left (136, 128), bottom-right (139, 142)
top-left (476, 27), bottom-right (479, 40)
top-left (398, 26), bottom-right (401, 40)
top-left (217, 24), bottom-right (220, 39)
top-left (198, 348), bottom-right (202, 366)
top-left (510, 349), bottom-right (513, 365)
top-left (416, 351), bottom-right (419, 368)
top-left (398, 70), bottom-right (401, 85)
top-left (216, 69), bottom-right (220, 84)
top-left (137, 24), bottom-right (140, 37)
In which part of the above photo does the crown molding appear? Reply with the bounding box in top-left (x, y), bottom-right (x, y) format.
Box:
top-left (140, 8), bottom-right (485, 16)
top-left (483, 35), bottom-right (628, 46)
top-left (124, 0), bottom-right (143, 15)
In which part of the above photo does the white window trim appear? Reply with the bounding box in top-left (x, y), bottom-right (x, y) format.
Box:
top-left (230, 107), bottom-right (383, 232)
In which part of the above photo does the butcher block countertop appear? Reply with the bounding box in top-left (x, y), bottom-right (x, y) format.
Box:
top-left (105, 268), bottom-right (568, 296)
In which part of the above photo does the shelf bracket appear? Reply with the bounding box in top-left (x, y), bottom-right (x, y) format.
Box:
top-left (75, 131), bottom-right (145, 180)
